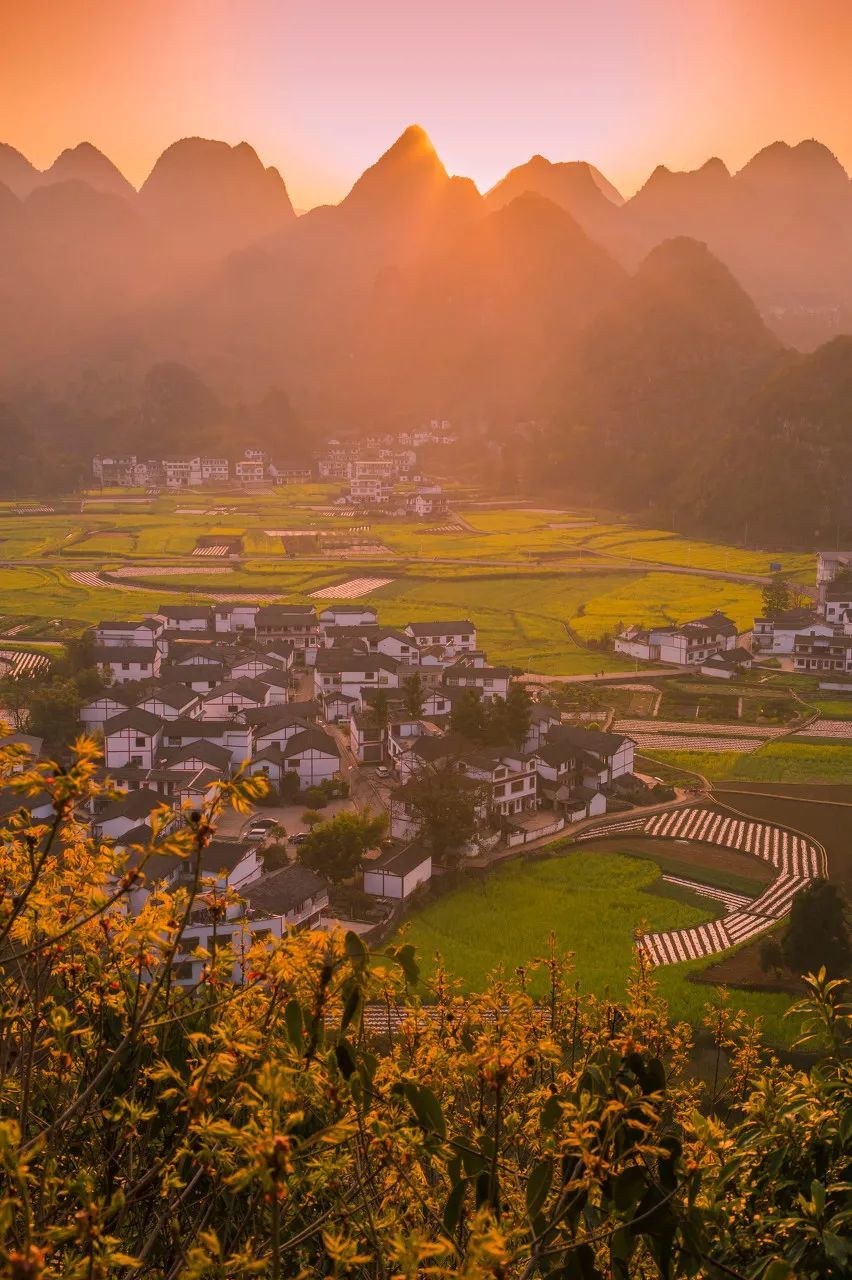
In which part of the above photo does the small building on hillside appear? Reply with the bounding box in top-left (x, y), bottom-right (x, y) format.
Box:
top-left (699, 647), bottom-right (754, 679)
top-left (615, 611), bottom-right (737, 666)
top-left (362, 843), bottom-right (432, 900)
top-left (752, 608), bottom-right (832, 655)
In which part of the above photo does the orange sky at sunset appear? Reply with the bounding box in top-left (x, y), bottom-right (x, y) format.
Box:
top-left (3, 0), bottom-right (852, 208)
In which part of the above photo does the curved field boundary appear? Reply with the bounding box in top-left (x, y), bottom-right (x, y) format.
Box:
top-left (69, 569), bottom-right (284, 603)
top-left (576, 805), bottom-right (825, 967)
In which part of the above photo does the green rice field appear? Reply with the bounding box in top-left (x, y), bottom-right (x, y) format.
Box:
top-left (396, 851), bottom-right (797, 1042)
top-left (646, 741), bottom-right (852, 783)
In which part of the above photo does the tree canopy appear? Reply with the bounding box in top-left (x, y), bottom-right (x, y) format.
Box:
top-left (300, 807), bottom-right (388, 883)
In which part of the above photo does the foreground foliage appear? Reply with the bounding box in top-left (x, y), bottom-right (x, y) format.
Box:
top-left (0, 738), bottom-right (849, 1278)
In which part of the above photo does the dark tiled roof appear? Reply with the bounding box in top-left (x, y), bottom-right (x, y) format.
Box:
top-left (243, 863), bottom-right (328, 914)
top-left (282, 729), bottom-right (340, 759)
top-left (198, 841), bottom-right (254, 874)
top-left (94, 645), bottom-right (158, 664)
top-left (366, 842), bottom-right (431, 876)
top-left (406, 620), bottom-right (474, 636)
top-left (103, 708), bottom-right (164, 736)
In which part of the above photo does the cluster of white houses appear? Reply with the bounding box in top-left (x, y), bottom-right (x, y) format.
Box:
top-left (2, 591), bottom-right (644, 988)
top-left (92, 448), bottom-right (311, 490)
top-left (74, 596), bottom-right (637, 935)
top-left (612, 553), bottom-right (852, 680)
top-left (614, 610), bottom-right (752, 678)
top-left (752, 553), bottom-right (852, 676)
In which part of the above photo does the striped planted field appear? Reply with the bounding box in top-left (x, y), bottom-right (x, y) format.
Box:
top-left (0, 648), bottom-right (51, 678)
top-left (578, 805), bottom-right (824, 967)
top-left (309, 577), bottom-right (392, 599)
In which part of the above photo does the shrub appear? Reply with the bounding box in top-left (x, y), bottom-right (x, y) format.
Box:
top-left (0, 736), bottom-right (848, 1279)
top-left (303, 785), bottom-right (327, 809)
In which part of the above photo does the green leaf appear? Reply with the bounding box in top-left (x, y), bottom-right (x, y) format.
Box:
top-left (340, 984), bottom-right (361, 1032)
top-left (461, 1146), bottom-right (485, 1177)
top-left (443, 1179), bottom-right (467, 1233)
top-left (810, 1179), bottom-right (825, 1216)
top-left (562, 1242), bottom-right (602, 1279)
top-left (334, 1039), bottom-right (357, 1080)
top-left (611, 1226), bottom-right (635, 1280)
top-left (644, 1057), bottom-right (666, 1094)
top-left (395, 942), bottom-right (420, 985)
top-left (540, 1094), bottom-right (563, 1131)
top-left (345, 930), bottom-right (367, 969)
top-left (475, 1169), bottom-right (491, 1208)
top-left (823, 1233), bottom-right (851, 1265)
top-left (761, 1262), bottom-right (795, 1280)
top-left (284, 999), bottom-right (303, 1047)
top-left (612, 1165), bottom-right (646, 1213)
top-left (526, 1158), bottom-right (552, 1219)
top-left (404, 1083), bottom-right (446, 1138)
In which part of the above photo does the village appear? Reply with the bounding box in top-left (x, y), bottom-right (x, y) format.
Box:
top-left (3, 543), bottom-right (848, 994)
top-left (91, 422), bottom-right (456, 515)
top-left (0, 595), bottom-right (645, 986)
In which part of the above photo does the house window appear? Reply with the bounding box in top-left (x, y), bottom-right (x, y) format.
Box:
top-left (135, 736), bottom-right (146, 747)
top-left (511, 779), bottom-right (524, 793)
top-left (174, 962), bottom-right (194, 980)
top-left (131, 755), bottom-right (143, 766)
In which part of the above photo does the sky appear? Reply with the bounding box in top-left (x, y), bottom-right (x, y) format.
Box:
top-left (3, 0), bottom-right (852, 209)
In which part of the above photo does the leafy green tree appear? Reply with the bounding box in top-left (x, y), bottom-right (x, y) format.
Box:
top-left (300, 808), bottom-right (388, 883)
top-left (301, 809), bottom-right (323, 828)
top-left (502, 683), bottom-right (533, 750)
top-left (781, 881), bottom-right (851, 978)
top-left (261, 841), bottom-right (289, 873)
top-left (0, 673), bottom-right (31, 730)
top-left (368, 688), bottom-right (390, 732)
top-left (26, 677), bottom-right (84, 748)
top-left (402, 759), bottom-right (488, 859)
top-left (402, 671), bottom-right (426, 719)
top-left (761, 573), bottom-right (791, 618)
top-left (449, 688), bottom-right (484, 740)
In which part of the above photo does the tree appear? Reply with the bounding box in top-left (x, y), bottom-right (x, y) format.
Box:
top-left (0, 673), bottom-right (32, 730)
top-left (449, 688), bottom-right (484, 740)
top-left (502, 683), bottom-right (533, 750)
top-left (368, 688), bottom-right (390, 732)
top-left (402, 671), bottom-right (426, 719)
top-left (781, 880), bottom-right (851, 978)
top-left (761, 573), bottom-right (791, 618)
top-left (301, 809), bottom-right (324, 828)
top-left (26, 677), bottom-right (84, 748)
top-left (402, 759), bottom-right (488, 859)
top-left (300, 808), bottom-right (388, 883)
top-left (261, 841), bottom-right (289, 873)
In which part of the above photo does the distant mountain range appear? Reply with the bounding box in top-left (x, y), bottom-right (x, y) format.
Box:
top-left (1, 126), bottom-right (851, 541)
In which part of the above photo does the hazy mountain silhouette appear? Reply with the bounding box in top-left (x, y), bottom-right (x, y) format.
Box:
top-left (139, 137), bottom-right (295, 260)
top-left (0, 144), bottom-right (41, 197)
top-left (42, 142), bottom-right (136, 200)
top-left (485, 156), bottom-right (624, 242)
top-left (351, 192), bottom-right (626, 421)
top-left (0, 126), bottom-right (851, 537)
